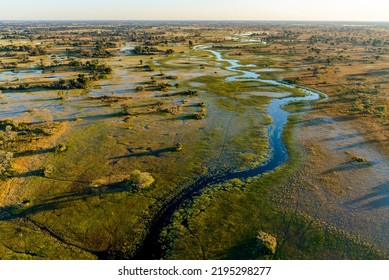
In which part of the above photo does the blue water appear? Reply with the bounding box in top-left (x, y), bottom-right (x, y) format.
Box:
top-left (208, 47), bottom-right (320, 173)
top-left (134, 46), bottom-right (323, 260)
top-left (0, 69), bottom-right (43, 81)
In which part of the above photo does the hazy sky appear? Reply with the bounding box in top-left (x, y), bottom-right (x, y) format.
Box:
top-left (1, 0), bottom-right (388, 21)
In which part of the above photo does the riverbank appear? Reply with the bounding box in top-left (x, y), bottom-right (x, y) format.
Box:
top-left (131, 46), bottom-right (327, 259)
top-left (139, 47), bottom-right (387, 259)
top-left (160, 109), bottom-right (387, 259)
top-left (1, 22), bottom-right (387, 260)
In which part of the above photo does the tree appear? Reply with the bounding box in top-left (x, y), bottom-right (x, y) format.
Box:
top-left (0, 151), bottom-right (15, 179)
top-left (128, 170), bottom-right (155, 189)
top-left (165, 49), bottom-right (174, 55)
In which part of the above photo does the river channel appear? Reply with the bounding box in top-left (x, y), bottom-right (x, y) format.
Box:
top-left (132, 46), bottom-right (322, 259)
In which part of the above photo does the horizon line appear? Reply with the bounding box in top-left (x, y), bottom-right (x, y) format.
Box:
top-left (1, 19), bottom-right (388, 23)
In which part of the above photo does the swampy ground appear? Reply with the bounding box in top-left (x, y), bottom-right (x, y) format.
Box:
top-left (0, 21), bottom-right (388, 260)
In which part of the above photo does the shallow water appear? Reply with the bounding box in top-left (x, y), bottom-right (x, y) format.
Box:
top-left (134, 46), bottom-right (322, 259)
top-left (256, 68), bottom-right (282, 72)
top-left (0, 64), bottom-right (131, 122)
top-left (208, 47), bottom-right (320, 175)
top-left (0, 69), bottom-right (43, 81)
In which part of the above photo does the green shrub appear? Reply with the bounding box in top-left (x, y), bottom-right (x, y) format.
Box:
top-left (43, 164), bottom-right (55, 177)
top-left (172, 142), bottom-right (183, 152)
top-left (257, 230), bottom-right (277, 255)
top-left (0, 150), bottom-right (15, 179)
top-left (129, 170), bottom-right (155, 189)
top-left (55, 143), bottom-right (67, 153)
top-left (351, 155), bottom-right (368, 163)
top-left (136, 86), bottom-right (144, 92)
top-left (194, 112), bottom-right (206, 119)
top-left (375, 105), bottom-right (386, 112)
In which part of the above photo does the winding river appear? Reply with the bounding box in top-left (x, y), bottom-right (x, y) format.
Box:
top-left (131, 46), bottom-right (323, 260)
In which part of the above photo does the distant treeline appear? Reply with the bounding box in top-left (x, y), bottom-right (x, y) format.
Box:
top-left (0, 45), bottom-right (33, 52)
top-left (65, 41), bottom-right (115, 58)
top-left (132, 46), bottom-right (174, 55)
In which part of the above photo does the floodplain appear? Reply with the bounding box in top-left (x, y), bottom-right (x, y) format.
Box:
top-left (0, 21), bottom-right (387, 260)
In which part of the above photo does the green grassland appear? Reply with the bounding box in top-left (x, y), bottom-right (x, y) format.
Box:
top-left (160, 104), bottom-right (386, 260)
top-left (1, 29), bottom-right (386, 260)
top-left (0, 44), bottom-right (280, 259)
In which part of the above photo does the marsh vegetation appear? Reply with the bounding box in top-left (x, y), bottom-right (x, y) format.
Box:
top-left (0, 21), bottom-right (387, 260)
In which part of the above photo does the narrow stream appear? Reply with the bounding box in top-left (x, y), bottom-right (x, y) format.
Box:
top-left (132, 47), bottom-right (322, 260)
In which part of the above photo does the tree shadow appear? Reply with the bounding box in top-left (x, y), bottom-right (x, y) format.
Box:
top-left (336, 139), bottom-right (380, 150)
top-left (158, 91), bottom-right (198, 98)
top-left (349, 182), bottom-right (389, 209)
top-left (0, 180), bottom-right (134, 222)
top-left (221, 237), bottom-right (267, 260)
top-left (323, 129), bottom-right (383, 142)
top-left (157, 114), bottom-right (205, 122)
top-left (31, 97), bottom-right (64, 102)
top-left (0, 110), bottom-right (30, 117)
top-left (110, 147), bottom-right (175, 160)
top-left (14, 147), bottom-right (55, 158)
top-left (29, 111), bottom-right (124, 125)
top-left (351, 68), bottom-right (389, 77)
top-left (14, 169), bottom-right (45, 178)
top-left (295, 116), bottom-right (357, 127)
top-left (311, 104), bottom-right (331, 110)
top-left (296, 118), bottom-right (332, 126)
top-left (322, 160), bottom-right (377, 174)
